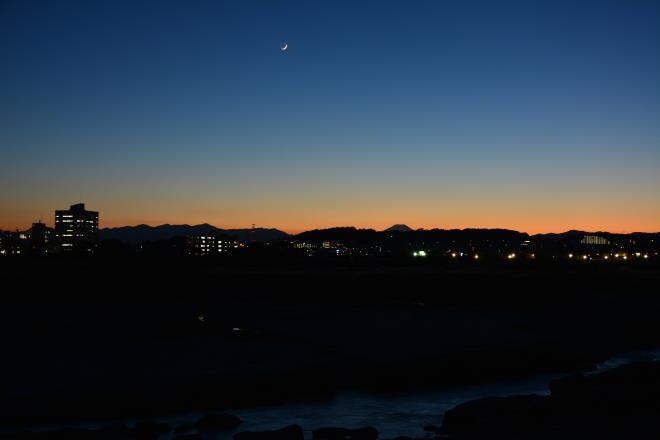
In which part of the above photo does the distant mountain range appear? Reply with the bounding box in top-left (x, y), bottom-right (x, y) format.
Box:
top-left (99, 223), bottom-right (659, 247)
top-left (100, 224), bottom-right (289, 244)
top-left (385, 224), bottom-right (414, 232)
top-left (295, 226), bottom-right (530, 246)
top-left (293, 227), bottom-right (659, 251)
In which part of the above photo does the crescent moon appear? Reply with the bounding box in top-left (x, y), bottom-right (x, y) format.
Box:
top-left (281, 43), bottom-right (288, 51)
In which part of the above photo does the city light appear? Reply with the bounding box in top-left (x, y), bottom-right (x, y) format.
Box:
top-left (474, 254), bottom-right (479, 260)
top-left (569, 253), bottom-right (573, 258)
top-left (413, 250), bottom-right (427, 257)
top-left (507, 253), bottom-right (516, 259)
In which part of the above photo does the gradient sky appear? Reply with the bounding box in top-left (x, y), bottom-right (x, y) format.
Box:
top-left (2, 0), bottom-right (659, 233)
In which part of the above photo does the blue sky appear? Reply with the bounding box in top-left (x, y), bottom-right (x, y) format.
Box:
top-left (2, 0), bottom-right (659, 232)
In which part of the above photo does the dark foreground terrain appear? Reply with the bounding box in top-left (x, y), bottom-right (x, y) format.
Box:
top-left (441, 360), bottom-right (660, 439)
top-left (1, 256), bottom-right (659, 435)
top-left (4, 360), bottom-right (660, 439)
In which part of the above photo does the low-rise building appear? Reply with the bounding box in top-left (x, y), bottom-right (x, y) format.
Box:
top-left (29, 221), bottom-right (53, 254)
top-left (186, 233), bottom-right (241, 256)
top-left (0, 230), bottom-right (28, 255)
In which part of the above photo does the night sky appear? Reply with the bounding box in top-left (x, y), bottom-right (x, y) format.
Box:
top-left (2, 0), bottom-right (659, 233)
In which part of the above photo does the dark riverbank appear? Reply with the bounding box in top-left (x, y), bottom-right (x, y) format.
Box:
top-left (1, 257), bottom-right (659, 428)
top-left (441, 360), bottom-right (660, 439)
top-left (4, 358), bottom-right (660, 439)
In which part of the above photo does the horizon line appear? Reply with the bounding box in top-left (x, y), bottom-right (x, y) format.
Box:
top-left (3, 221), bottom-right (658, 237)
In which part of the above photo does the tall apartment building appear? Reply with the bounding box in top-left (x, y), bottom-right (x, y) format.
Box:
top-left (54, 203), bottom-right (99, 252)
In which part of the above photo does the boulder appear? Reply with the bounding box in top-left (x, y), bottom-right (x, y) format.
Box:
top-left (234, 424), bottom-right (304, 440)
top-left (0, 428), bottom-right (129, 440)
top-left (0, 429), bottom-right (90, 440)
top-left (441, 362), bottom-right (660, 439)
top-left (173, 422), bottom-right (194, 433)
top-left (94, 424), bottom-right (134, 440)
top-left (312, 427), bottom-right (378, 440)
top-left (134, 421), bottom-right (172, 440)
top-left (551, 361), bottom-right (660, 409)
top-left (194, 413), bottom-right (241, 431)
top-left (441, 394), bottom-right (552, 437)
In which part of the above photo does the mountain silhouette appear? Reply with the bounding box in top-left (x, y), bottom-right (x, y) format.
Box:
top-left (385, 224), bottom-right (414, 232)
top-left (99, 224), bottom-right (659, 248)
top-left (100, 224), bottom-right (289, 244)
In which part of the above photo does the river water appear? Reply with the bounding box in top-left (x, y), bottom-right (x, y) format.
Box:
top-left (12, 349), bottom-right (660, 439)
top-left (162, 349), bottom-right (660, 439)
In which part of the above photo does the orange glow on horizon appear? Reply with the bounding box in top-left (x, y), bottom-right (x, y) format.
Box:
top-left (2, 191), bottom-right (659, 236)
top-left (2, 213), bottom-right (658, 236)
